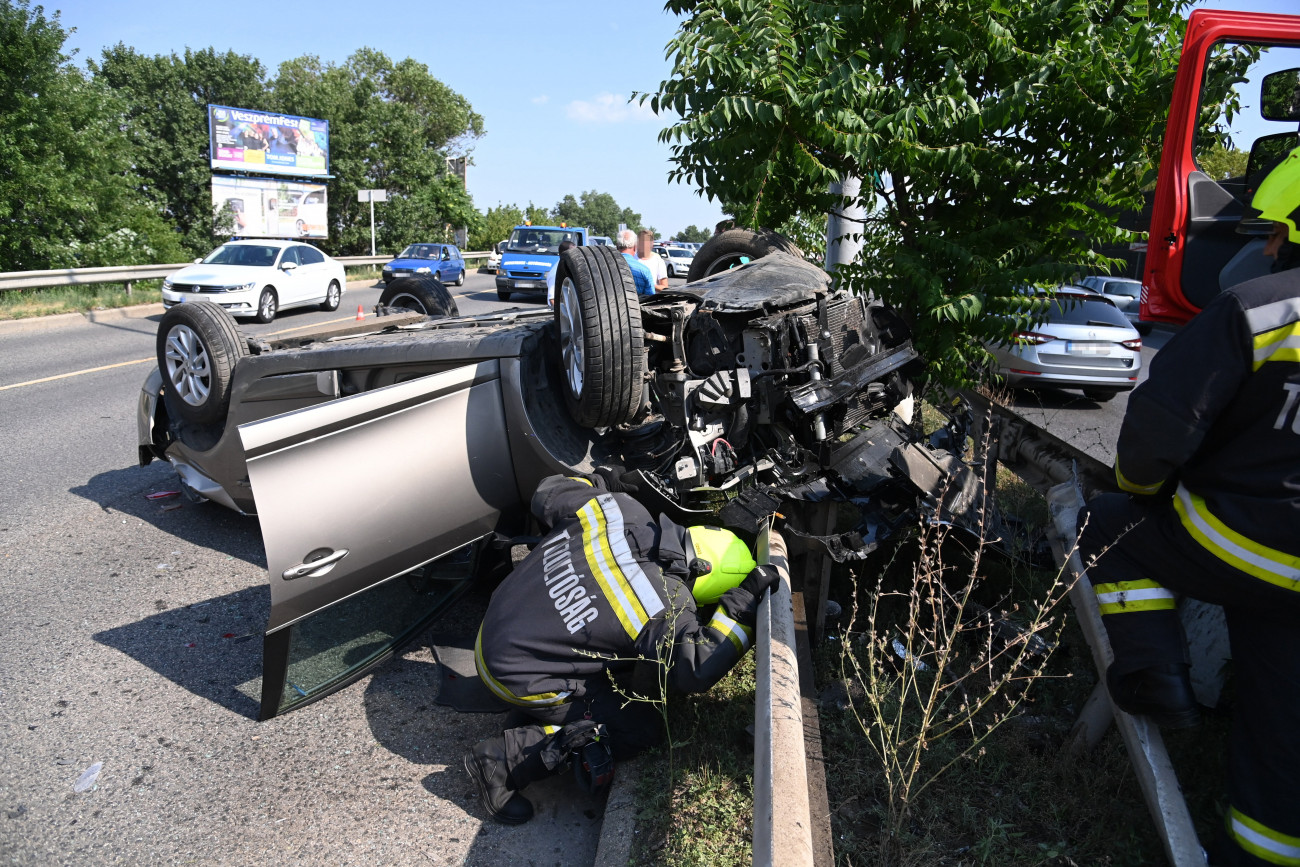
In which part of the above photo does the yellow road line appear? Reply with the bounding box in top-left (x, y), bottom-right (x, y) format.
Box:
top-left (1, 356), bottom-right (154, 391)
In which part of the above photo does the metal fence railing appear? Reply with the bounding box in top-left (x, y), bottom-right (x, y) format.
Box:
top-left (0, 253), bottom-right (489, 294)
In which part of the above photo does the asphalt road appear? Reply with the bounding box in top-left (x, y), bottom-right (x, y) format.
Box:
top-left (0, 271), bottom-right (611, 866)
top-left (0, 269), bottom-right (1161, 865)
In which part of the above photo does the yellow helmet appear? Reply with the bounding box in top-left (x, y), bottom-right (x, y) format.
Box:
top-left (685, 526), bottom-right (756, 605)
top-left (1251, 145), bottom-right (1300, 244)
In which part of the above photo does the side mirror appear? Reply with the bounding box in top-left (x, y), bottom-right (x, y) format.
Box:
top-left (1261, 68), bottom-right (1300, 122)
top-left (281, 260), bottom-right (298, 271)
top-left (193, 258), bottom-right (203, 264)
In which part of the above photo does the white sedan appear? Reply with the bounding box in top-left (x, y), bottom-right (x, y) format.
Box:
top-left (161, 240), bottom-right (346, 323)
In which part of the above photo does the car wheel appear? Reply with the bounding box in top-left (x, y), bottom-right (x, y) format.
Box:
top-left (156, 302), bottom-right (248, 426)
top-left (1083, 387), bottom-right (1120, 402)
top-left (553, 245), bottom-right (644, 427)
top-left (320, 280), bottom-right (341, 311)
top-left (255, 288), bottom-right (278, 323)
top-left (687, 228), bottom-right (803, 282)
top-left (455, 269), bottom-right (465, 287)
top-left (497, 290), bottom-right (511, 301)
top-left (1135, 321), bottom-right (1153, 336)
top-left (378, 274), bottom-right (459, 317)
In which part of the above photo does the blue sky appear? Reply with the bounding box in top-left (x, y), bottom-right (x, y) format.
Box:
top-left (52, 0), bottom-right (1300, 242)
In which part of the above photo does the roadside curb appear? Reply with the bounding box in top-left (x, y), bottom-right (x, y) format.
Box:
top-left (593, 758), bottom-right (640, 867)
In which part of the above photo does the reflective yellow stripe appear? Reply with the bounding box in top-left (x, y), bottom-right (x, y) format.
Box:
top-left (474, 626), bottom-right (571, 707)
top-left (1248, 298), bottom-right (1300, 371)
top-left (543, 724), bottom-right (561, 735)
top-left (1174, 485), bottom-right (1300, 592)
top-left (567, 476), bottom-right (594, 487)
top-left (1251, 322), bottom-right (1300, 370)
top-left (1115, 463), bottom-right (1163, 496)
top-left (707, 609), bottom-right (753, 655)
top-left (1228, 806), bottom-right (1300, 865)
top-left (1094, 579), bottom-right (1176, 616)
top-left (576, 495), bottom-right (665, 640)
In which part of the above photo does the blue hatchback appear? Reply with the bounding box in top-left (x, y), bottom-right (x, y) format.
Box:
top-left (382, 243), bottom-right (465, 287)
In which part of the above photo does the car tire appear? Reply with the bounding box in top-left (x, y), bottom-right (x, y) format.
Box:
top-left (455, 269), bottom-right (465, 287)
top-left (378, 274), bottom-right (459, 317)
top-left (156, 302), bottom-right (248, 426)
top-left (255, 287), bottom-right (278, 323)
top-left (686, 228), bottom-right (803, 282)
top-left (1135, 321), bottom-right (1153, 336)
top-left (1083, 387), bottom-right (1120, 402)
top-left (320, 280), bottom-right (341, 311)
top-left (553, 245), bottom-right (644, 428)
top-left (498, 290), bottom-right (511, 301)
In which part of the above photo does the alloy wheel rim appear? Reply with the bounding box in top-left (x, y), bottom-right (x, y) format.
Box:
top-left (162, 324), bottom-right (211, 407)
top-left (558, 278), bottom-right (584, 397)
top-left (260, 292), bottom-right (276, 319)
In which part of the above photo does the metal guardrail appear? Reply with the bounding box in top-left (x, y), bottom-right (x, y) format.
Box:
top-left (0, 253), bottom-right (489, 293)
top-left (753, 526), bottom-right (816, 867)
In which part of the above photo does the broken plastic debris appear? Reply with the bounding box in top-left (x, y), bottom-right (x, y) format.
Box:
top-left (184, 642), bottom-right (196, 648)
top-left (156, 564), bottom-right (171, 570)
top-left (160, 503), bottom-right (182, 512)
top-left (74, 762), bottom-right (102, 793)
top-left (891, 638), bottom-right (930, 671)
top-left (146, 491), bottom-right (180, 500)
top-left (222, 633), bottom-right (235, 639)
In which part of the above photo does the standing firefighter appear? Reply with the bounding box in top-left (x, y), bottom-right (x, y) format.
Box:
top-left (464, 472), bottom-right (779, 824)
top-left (1080, 147), bottom-right (1300, 867)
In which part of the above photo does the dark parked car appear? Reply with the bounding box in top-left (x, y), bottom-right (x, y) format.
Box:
top-left (138, 238), bottom-right (982, 721)
top-left (381, 243), bottom-right (466, 288)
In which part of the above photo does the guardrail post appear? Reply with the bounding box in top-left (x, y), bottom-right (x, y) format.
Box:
top-left (123, 280), bottom-right (132, 298)
top-left (753, 527), bottom-right (815, 867)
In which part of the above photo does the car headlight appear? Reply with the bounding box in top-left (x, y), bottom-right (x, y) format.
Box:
top-left (224, 281), bottom-right (257, 292)
top-left (162, 279), bottom-right (173, 291)
top-left (415, 266), bottom-right (431, 274)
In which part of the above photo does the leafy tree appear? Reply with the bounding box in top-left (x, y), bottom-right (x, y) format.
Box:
top-left (673, 225), bottom-right (712, 243)
top-left (651, 0), bottom-right (1255, 387)
top-left (1197, 141), bottom-right (1249, 181)
top-left (551, 189), bottom-right (644, 236)
top-left (91, 45), bottom-right (269, 257)
top-left (471, 203), bottom-right (524, 251)
top-left (269, 48), bottom-right (484, 255)
top-left (523, 202), bottom-right (551, 226)
top-left (0, 1), bottom-right (182, 270)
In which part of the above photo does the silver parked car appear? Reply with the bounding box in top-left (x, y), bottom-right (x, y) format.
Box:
top-left (1077, 276), bottom-right (1151, 334)
top-left (137, 237), bottom-right (985, 721)
top-left (987, 289), bottom-right (1143, 402)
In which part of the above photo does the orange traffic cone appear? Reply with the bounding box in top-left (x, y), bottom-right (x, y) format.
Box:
top-left (356, 304), bottom-right (365, 321)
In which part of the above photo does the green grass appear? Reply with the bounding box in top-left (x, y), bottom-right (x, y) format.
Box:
top-left (0, 279), bottom-right (164, 319)
top-left (630, 653), bottom-right (757, 866)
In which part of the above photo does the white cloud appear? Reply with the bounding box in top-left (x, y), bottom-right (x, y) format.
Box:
top-left (531, 94), bottom-right (549, 105)
top-left (565, 92), bottom-right (658, 124)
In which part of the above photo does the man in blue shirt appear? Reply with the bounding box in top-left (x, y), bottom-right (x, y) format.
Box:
top-left (616, 229), bottom-right (655, 295)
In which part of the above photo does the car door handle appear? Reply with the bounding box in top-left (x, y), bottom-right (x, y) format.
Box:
top-left (282, 548), bottom-right (349, 580)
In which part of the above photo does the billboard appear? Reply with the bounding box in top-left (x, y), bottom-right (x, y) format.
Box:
top-left (208, 105), bottom-right (329, 178)
top-left (212, 176), bottom-right (328, 239)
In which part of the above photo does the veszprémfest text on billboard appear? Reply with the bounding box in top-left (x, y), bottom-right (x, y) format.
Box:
top-left (208, 105), bottom-right (330, 178)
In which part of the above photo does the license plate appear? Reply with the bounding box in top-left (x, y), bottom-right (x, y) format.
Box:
top-left (514, 281), bottom-right (539, 289)
top-left (1065, 341), bottom-right (1110, 356)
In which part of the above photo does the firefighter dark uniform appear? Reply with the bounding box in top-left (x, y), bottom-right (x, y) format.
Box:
top-left (464, 473), bottom-right (777, 825)
top-left (1079, 264), bottom-right (1300, 866)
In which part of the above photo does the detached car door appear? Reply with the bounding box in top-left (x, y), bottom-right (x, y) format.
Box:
top-left (1144, 10), bottom-right (1300, 325)
top-left (238, 361), bottom-right (520, 719)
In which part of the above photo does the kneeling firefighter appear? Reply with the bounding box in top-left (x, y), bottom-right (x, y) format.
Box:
top-left (464, 472), bottom-right (779, 824)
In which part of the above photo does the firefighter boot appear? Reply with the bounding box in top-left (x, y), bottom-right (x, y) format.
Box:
top-left (464, 737), bottom-right (534, 825)
top-left (1106, 663), bottom-right (1201, 729)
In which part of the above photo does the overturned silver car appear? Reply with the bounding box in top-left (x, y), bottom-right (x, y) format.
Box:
top-left (137, 239), bottom-right (980, 719)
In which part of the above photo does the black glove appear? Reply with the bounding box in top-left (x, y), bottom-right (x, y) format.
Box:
top-left (595, 465), bottom-right (641, 494)
top-left (738, 563), bottom-right (781, 599)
